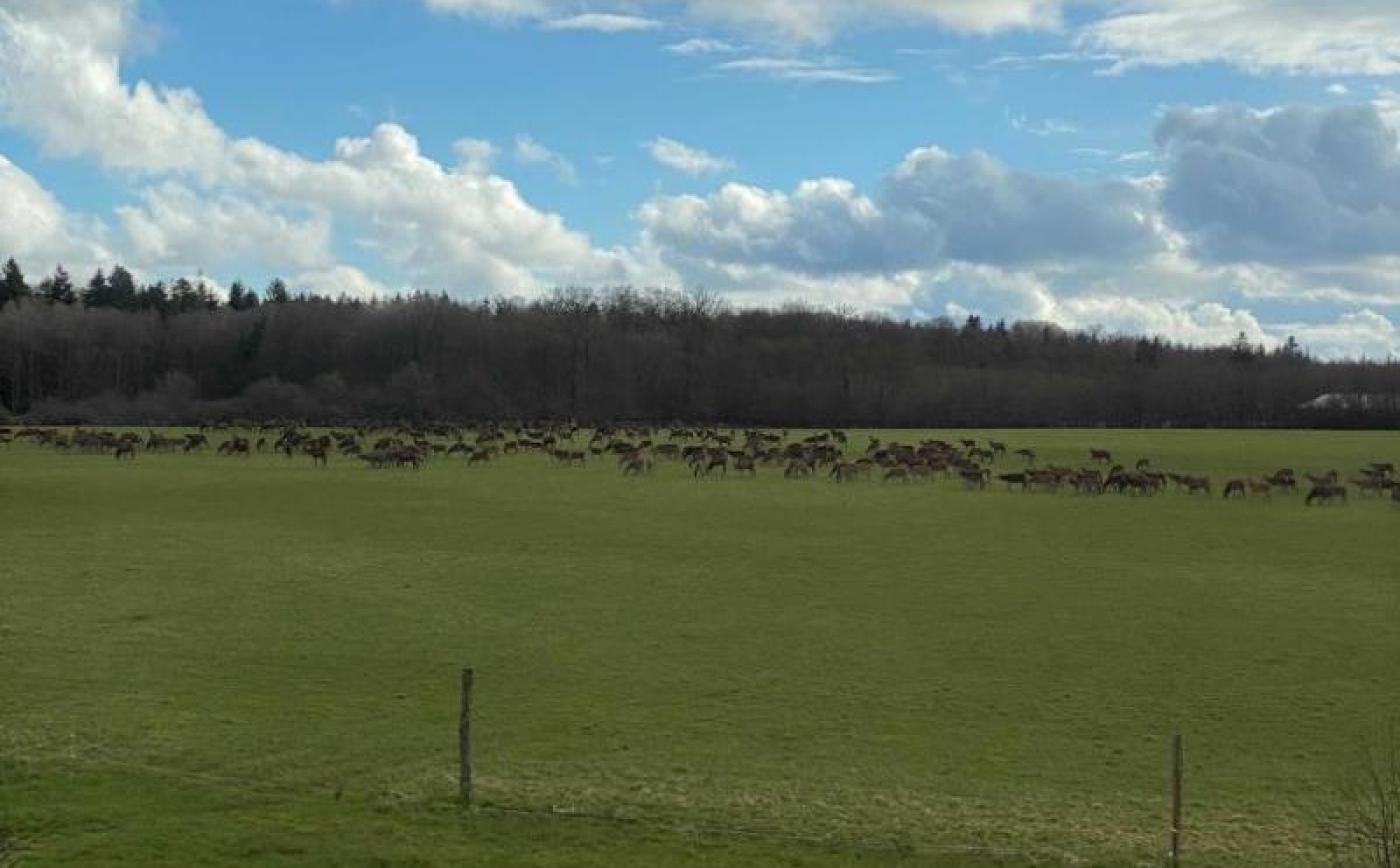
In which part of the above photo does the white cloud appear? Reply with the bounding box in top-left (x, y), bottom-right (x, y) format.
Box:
top-left (0, 1), bottom-right (660, 296)
top-left (420, 0), bottom-right (1400, 76)
top-left (646, 137), bottom-right (733, 175)
top-left (1278, 309), bottom-right (1399, 359)
top-left (1327, 83), bottom-right (1351, 96)
top-left (1156, 103), bottom-right (1400, 264)
top-left (639, 145), bottom-right (1162, 277)
top-left (116, 183), bottom-right (333, 272)
top-left (452, 137), bottom-right (497, 173)
top-left (291, 264), bottom-right (391, 300)
top-left (513, 133), bottom-right (579, 184)
top-left (1079, 0), bottom-right (1400, 77)
top-left (542, 13), bottom-right (662, 32)
top-left (424, 0), bottom-right (1063, 43)
top-left (1008, 112), bottom-right (1079, 136)
top-left (0, 153), bottom-right (112, 272)
top-left (0, 2), bottom-right (225, 177)
top-left (713, 57), bottom-right (895, 84)
top-left (664, 37), bottom-right (743, 54)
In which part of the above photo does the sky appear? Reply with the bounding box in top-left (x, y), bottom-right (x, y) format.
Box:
top-left (3, 1), bottom-right (1400, 358)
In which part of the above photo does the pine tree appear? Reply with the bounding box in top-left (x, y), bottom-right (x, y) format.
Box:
top-left (38, 265), bottom-right (76, 305)
top-left (109, 266), bottom-right (139, 310)
top-left (82, 269), bottom-right (111, 308)
top-left (0, 258), bottom-right (30, 308)
top-left (265, 278), bottom-right (290, 304)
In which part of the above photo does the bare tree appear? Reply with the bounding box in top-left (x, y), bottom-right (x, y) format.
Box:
top-left (1319, 726), bottom-right (1400, 868)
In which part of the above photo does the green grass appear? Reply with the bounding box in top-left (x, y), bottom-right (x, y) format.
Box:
top-left (2, 428), bottom-right (1398, 866)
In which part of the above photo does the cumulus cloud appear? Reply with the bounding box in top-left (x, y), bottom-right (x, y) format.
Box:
top-left (290, 265), bottom-right (391, 300)
top-left (1279, 308), bottom-right (1400, 359)
top-left (0, 153), bottom-right (112, 272)
top-left (640, 145), bottom-right (1160, 277)
top-left (1156, 103), bottom-right (1400, 265)
top-left (452, 137), bottom-right (498, 173)
top-left (116, 183), bottom-right (334, 272)
top-left (0, 0), bottom-right (658, 295)
top-left (646, 137), bottom-right (733, 175)
top-left (0, 2), bottom-right (225, 177)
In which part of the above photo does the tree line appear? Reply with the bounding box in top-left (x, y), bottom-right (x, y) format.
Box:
top-left (2, 257), bottom-right (1398, 428)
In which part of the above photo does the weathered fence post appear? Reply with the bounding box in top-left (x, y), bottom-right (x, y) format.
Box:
top-left (1169, 733), bottom-right (1183, 867)
top-left (459, 667), bottom-right (474, 806)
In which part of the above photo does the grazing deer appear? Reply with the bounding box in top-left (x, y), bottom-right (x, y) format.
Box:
top-left (1223, 479), bottom-right (1247, 499)
top-left (620, 453), bottom-right (651, 476)
top-left (1014, 448), bottom-right (1036, 464)
top-left (1089, 449), bottom-right (1112, 464)
top-left (1074, 470), bottom-right (1105, 495)
top-left (1263, 472), bottom-right (1296, 493)
top-left (1351, 476), bottom-right (1387, 496)
top-left (1305, 484), bottom-right (1348, 506)
top-left (693, 455), bottom-right (727, 478)
top-left (1181, 475), bottom-right (1211, 495)
top-left (784, 459), bottom-right (814, 478)
top-left (960, 468), bottom-right (989, 490)
top-left (989, 441), bottom-right (1007, 457)
top-left (830, 462), bottom-right (861, 483)
top-left (997, 472), bottom-right (1028, 491)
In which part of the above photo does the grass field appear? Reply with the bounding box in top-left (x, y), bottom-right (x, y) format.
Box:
top-left (2, 428), bottom-right (1398, 866)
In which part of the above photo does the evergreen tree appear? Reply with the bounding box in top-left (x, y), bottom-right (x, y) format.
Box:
top-left (109, 265), bottom-right (139, 310)
top-left (227, 280), bottom-right (260, 311)
top-left (82, 269), bottom-right (111, 308)
top-left (140, 281), bottom-right (169, 312)
top-left (265, 278), bottom-right (290, 304)
top-left (38, 265), bottom-right (76, 305)
top-left (170, 277), bottom-right (198, 313)
top-left (0, 258), bottom-right (30, 308)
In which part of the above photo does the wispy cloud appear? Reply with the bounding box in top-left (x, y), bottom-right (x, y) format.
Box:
top-left (714, 57), bottom-right (895, 84)
top-left (513, 134), bottom-right (578, 184)
top-left (542, 13), bottom-right (663, 33)
top-left (1008, 112), bottom-right (1079, 136)
top-left (665, 37), bottom-right (743, 55)
top-left (646, 137), bottom-right (734, 175)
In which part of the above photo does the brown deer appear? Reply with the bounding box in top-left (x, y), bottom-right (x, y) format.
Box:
top-left (1305, 484), bottom-right (1347, 506)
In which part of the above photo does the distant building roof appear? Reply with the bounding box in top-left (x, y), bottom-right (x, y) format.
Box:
top-left (1300, 392), bottom-right (1400, 410)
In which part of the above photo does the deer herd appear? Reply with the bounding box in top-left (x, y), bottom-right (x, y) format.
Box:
top-left (2, 423), bottom-right (1396, 507)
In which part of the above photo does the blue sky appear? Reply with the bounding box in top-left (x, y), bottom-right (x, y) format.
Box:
top-left (3, 0), bottom-right (1400, 357)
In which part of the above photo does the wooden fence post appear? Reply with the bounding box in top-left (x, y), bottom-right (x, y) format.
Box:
top-left (460, 667), bottom-right (474, 806)
top-left (1169, 733), bottom-right (1183, 867)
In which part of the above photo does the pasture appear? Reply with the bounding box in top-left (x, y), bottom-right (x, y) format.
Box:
top-left (1, 427), bottom-right (1398, 866)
